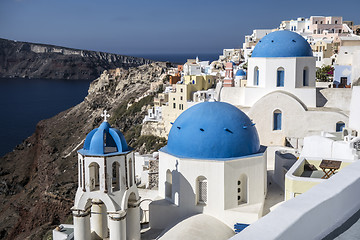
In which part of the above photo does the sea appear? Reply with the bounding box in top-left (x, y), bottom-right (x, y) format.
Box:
top-left (0, 78), bottom-right (91, 157)
top-left (0, 53), bottom-right (220, 157)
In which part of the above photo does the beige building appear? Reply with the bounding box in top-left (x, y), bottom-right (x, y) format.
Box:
top-left (312, 40), bottom-right (333, 58)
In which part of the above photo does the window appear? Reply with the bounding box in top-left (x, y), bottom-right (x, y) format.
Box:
top-left (112, 162), bottom-right (120, 191)
top-left (180, 96), bottom-right (183, 100)
top-left (273, 110), bottom-right (282, 130)
top-left (277, 67), bottom-right (284, 87)
top-left (79, 160), bottom-right (83, 188)
top-left (320, 21), bottom-right (323, 24)
top-left (336, 122), bottom-right (345, 132)
top-left (89, 162), bottom-right (100, 191)
top-left (173, 103), bottom-right (176, 109)
top-left (254, 66), bottom-right (259, 86)
top-left (315, 21), bottom-right (318, 24)
top-left (303, 67), bottom-right (309, 86)
top-left (180, 88), bottom-right (183, 93)
top-left (335, 20), bottom-right (338, 24)
top-left (166, 170), bottom-right (172, 199)
top-left (197, 176), bottom-right (207, 204)
top-left (128, 158), bottom-right (133, 187)
top-left (238, 175), bottom-right (248, 204)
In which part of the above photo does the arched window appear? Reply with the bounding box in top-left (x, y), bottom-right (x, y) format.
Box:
top-left (112, 162), bottom-right (120, 191)
top-left (165, 170), bottom-right (172, 199)
top-left (273, 109), bottom-right (282, 130)
top-left (277, 67), bottom-right (284, 87)
top-left (336, 121), bottom-right (345, 132)
top-left (254, 66), bottom-right (259, 86)
top-left (79, 160), bottom-right (83, 188)
top-left (89, 162), bottom-right (100, 191)
top-left (128, 158), bottom-right (133, 187)
top-left (303, 67), bottom-right (309, 86)
top-left (197, 176), bottom-right (208, 204)
top-left (238, 174), bottom-right (248, 205)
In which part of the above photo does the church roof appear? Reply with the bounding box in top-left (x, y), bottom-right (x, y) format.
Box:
top-left (162, 102), bottom-right (260, 159)
top-left (79, 117), bottom-right (129, 156)
top-left (236, 69), bottom-right (246, 76)
top-left (251, 30), bottom-right (313, 58)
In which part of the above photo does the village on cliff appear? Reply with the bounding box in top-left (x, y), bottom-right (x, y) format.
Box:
top-left (53, 16), bottom-right (360, 240)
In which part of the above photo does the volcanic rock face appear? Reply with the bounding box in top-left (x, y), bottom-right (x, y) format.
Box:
top-left (0, 38), bottom-right (154, 80)
top-left (0, 62), bottom-right (168, 240)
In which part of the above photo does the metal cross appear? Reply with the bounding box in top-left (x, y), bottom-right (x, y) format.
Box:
top-left (101, 110), bottom-right (110, 122)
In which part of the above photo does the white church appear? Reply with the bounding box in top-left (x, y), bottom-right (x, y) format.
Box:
top-left (71, 111), bottom-right (141, 240)
top-left (220, 30), bottom-right (348, 146)
top-left (149, 101), bottom-right (267, 239)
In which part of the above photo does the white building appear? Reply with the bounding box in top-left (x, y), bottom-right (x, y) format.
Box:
top-left (234, 87), bottom-right (360, 240)
top-left (149, 102), bottom-right (267, 237)
top-left (143, 106), bottom-right (162, 123)
top-left (134, 152), bottom-right (159, 187)
top-left (192, 88), bottom-right (216, 102)
top-left (219, 49), bottom-right (242, 64)
top-left (220, 30), bottom-right (349, 146)
top-left (183, 57), bottom-right (210, 76)
top-left (71, 111), bottom-right (140, 240)
top-left (243, 29), bottom-right (274, 62)
top-left (334, 36), bottom-right (360, 86)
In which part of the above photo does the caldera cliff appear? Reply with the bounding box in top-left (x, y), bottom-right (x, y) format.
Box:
top-left (0, 38), bottom-right (154, 80)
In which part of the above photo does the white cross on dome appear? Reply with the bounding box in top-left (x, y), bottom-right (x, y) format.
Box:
top-left (101, 110), bottom-right (110, 122)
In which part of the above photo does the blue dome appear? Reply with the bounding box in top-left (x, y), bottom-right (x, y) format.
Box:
top-left (236, 69), bottom-right (246, 76)
top-left (252, 31), bottom-right (313, 58)
top-left (79, 121), bottom-right (129, 156)
top-left (163, 102), bottom-right (260, 159)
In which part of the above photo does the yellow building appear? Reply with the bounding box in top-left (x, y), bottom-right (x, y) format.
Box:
top-left (161, 75), bottom-right (215, 134)
top-left (284, 158), bottom-right (351, 200)
top-left (312, 40), bottom-right (333, 58)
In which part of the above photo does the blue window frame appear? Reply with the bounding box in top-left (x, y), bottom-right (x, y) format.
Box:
top-left (336, 122), bottom-right (345, 132)
top-left (273, 110), bottom-right (282, 130)
top-left (277, 69), bottom-right (284, 87)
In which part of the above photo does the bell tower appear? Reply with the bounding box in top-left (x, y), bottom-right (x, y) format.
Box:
top-left (72, 110), bottom-right (140, 240)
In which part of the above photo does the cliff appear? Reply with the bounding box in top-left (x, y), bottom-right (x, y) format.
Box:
top-left (0, 62), bottom-right (168, 240)
top-left (0, 38), bottom-right (154, 80)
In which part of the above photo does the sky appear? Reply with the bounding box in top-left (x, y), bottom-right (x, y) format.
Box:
top-left (1, 0), bottom-right (360, 56)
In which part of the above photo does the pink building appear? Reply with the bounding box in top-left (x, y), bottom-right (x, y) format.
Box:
top-left (309, 16), bottom-right (350, 38)
top-left (223, 62), bottom-right (234, 87)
